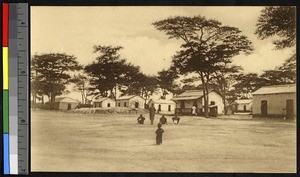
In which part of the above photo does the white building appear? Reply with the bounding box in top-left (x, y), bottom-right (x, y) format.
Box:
top-left (54, 97), bottom-right (80, 110)
top-left (232, 99), bottom-right (252, 112)
top-left (172, 89), bottom-right (224, 116)
top-left (116, 95), bottom-right (145, 109)
top-left (148, 99), bottom-right (176, 114)
top-left (252, 84), bottom-right (296, 119)
top-left (93, 97), bottom-right (115, 108)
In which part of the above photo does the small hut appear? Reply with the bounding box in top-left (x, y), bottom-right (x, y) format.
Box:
top-left (54, 97), bottom-right (79, 110)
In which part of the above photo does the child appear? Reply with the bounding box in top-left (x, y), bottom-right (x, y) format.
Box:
top-left (137, 114), bottom-right (145, 124)
top-left (155, 123), bottom-right (164, 145)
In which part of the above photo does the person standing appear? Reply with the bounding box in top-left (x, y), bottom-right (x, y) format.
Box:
top-left (149, 104), bottom-right (156, 125)
top-left (192, 105), bottom-right (197, 115)
top-left (155, 123), bottom-right (164, 145)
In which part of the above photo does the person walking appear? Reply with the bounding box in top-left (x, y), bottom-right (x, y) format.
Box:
top-left (149, 104), bottom-right (156, 125)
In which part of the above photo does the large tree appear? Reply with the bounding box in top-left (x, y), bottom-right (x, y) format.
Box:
top-left (85, 45), bottom-right (140, 100)
top-left (31, 53), bottom-right (82, 108)
top-left (255, 6), bottom-right (296, 49)
top-left (153, 16), bottom-right (253, 117)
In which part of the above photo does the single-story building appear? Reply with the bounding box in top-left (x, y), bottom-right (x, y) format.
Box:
top-left (93, 97), bottom-right (115, 108)
top-left (116, 95), bottom-right (145, 109)
top-left (148, 99), bottom-right (176, 114)
top-left (54, 97), bottom-right (80, 110)
top-left (232, 99), bottom-right (252, 112)
top-left (172, 89), bottom-right (224, 116)
top-left (252, 84), bottom-right (296, 119)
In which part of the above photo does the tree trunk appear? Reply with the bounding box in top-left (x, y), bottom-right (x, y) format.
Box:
top-left (200, 72), bottom-right (209, 118)
top-left (50, 92), bottom-right (56, 110)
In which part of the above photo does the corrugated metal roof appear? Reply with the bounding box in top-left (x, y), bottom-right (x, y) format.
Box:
top-left (55, 97), bottom-right (79, 103)
top-left (233, 99), bottom-right (252, 104)
top-left (252, 84), bottom-right (296, 95)
top-left (172, 96), bottom-right (202, 101)
top-left (172, 89), bottom-right (204, 101)
top-left (94, 97), bottom-right (111, 103)
top-left (117, 95), bottom-right (138, 100)
top-left (178, 90), bottom-right (204, 97)
top-left (149, 99), bottom-right (175, 104)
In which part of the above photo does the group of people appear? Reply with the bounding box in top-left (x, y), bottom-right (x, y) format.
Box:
top-left (137, 114), bottom-right (181, 125)
top-left (136, 105), bottom-right (181, 145)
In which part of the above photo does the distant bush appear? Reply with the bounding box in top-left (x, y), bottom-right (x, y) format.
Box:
top-left (76, 104), bottom-right (93, 109)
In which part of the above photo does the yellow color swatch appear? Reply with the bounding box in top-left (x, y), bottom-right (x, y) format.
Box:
top-left (3, 47), bottom-right (8, 90)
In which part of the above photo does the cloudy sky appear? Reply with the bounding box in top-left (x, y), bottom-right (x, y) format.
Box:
top-left (31, 6), bottom-right (295, 76)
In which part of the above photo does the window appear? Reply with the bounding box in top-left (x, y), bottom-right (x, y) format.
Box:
top-left (124, 102), bottom-right (127, 107)
top-left (107, 103), bottom-right (110, 107)
top-left (210, 101), bottom-right (215, 105)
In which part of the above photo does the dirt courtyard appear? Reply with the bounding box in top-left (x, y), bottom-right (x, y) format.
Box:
top-left (31, 110), bottom-right (296, 173)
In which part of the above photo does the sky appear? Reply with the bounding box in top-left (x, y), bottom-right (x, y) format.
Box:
top-left (31, 6), bottom-right (295, 76)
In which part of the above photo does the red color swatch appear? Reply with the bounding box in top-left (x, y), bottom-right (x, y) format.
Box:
top-left (2, 3), bottom-right (9, 46)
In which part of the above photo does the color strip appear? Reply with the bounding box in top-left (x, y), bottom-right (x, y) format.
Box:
top-left (3, 47), bottom-right (9, 90)
top-left (2, 3), bottom-right (9, 46)
top-left (4, 134), bottom-right (10, 174)
top-left (3, 90), bottom-right (9, 133)
top-left (9, 3), bottom-right (19, 174)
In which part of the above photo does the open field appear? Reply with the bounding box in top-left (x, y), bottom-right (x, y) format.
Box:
top-left (31, 110), bottom-right (296, 173)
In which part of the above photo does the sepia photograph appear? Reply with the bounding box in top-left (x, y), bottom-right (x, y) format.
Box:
top-left (30, 6), bottom-right (296, 172)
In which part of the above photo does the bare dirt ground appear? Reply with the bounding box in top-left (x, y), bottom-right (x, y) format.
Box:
top-left (31, 110), bottom-right (296, 173)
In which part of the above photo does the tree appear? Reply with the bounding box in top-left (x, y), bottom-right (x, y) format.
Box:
top-left (85, 45), bottom-right (140, 100)
top-left (233, 73), bottom-right (265, 98)
top-left (122, 73), bottom-right (159, 105)
top-left (255, 6), bottom-right (296, 49)
top-left (31, 53), bottom-right (82, 108)
top-left (157, 65), bottom-right (180, 98)
top-left (260, 53), bottom-right (296, 85)
top-left (69, 73), bottom-right (90, 104)
top-left (153, 16), bottom-right (253, 117)
top-left (211, 64), bottom-right (242, 115)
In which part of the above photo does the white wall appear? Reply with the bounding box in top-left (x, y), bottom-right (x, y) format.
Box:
top-left (204, 91), bottom-right (224, 114)
top-left (116, 96), bottom-right (145, 109)
top-left (252, 93), bottom-right (296, 116)
top-left (148, 100), bottom-right (175, 114)
top-left (129, 96), bottom-right (146, 109)
top-left (237, 103), bottom-right (252, 111)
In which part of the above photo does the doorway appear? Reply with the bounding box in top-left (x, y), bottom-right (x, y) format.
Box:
top-left (135, 102), bottom-right (139, 108)
top-left (286, 99), bottom-right (293, 119)
top-left (261, 100), bottom-right (267, 116)
top-left (67, 103), bottom-right (72, 110)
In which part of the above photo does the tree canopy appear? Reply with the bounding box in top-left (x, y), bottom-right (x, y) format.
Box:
top-left (84, 45), bottom-right (141, 100)
top-left (255, 6), bottom-right (296, 49)
top-left (153, 15), bottom-right (253, 116)
top-left (31, 53), bottom-right (82, 105)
